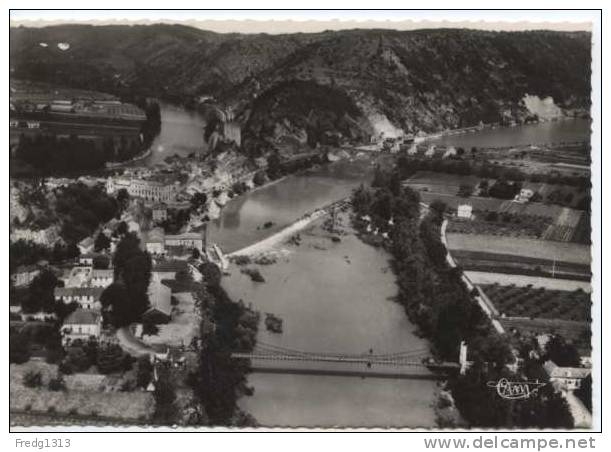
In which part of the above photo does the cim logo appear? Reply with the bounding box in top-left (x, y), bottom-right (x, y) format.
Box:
top-left (487, 378), bottom-right (547, 400)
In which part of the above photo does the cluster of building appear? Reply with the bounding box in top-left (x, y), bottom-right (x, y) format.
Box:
top-left (106, 176), bottom-right (180, 203)
top-left (9, 91), bottom-right (147, 154)
top-left (54, 253), bottom-right (201, 345)
top-left (143, 227), bottom-right (205, 257)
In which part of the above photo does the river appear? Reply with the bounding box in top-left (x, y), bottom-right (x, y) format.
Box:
top-left (427, 118), bottom-right (591, 148)
top-left (144, 103), bottom-right (209, 165)
top-left (150, 105), bottom-right (591, 427)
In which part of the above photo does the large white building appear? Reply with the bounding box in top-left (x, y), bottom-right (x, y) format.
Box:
top-left (544, 360), bottom-right (591, 391)
top-left (165, 232), bottom-right (204, 251)
top-left (106, 177), bottom-right (178, 203)
top-left (61, 309), bottom-right (102, 344)
top-left (54, 287), bottom-right (104, 310)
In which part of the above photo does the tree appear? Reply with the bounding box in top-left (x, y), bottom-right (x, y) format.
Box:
top-left (199, 262), bottom-right (222, 288)
top-left (544, 335), bottom-right (581, 367)
top-left (48, 373), bottom-right (66, 391)
top-left (190, 192), bottom-right (208, 211)
top-left (135, 356), bottom-right (153, 389)
top-left (153, 368), bottom-right (178, 424)
top-left (116, 188), bottom-right (130, 210)
top-left (115, 221), bottom-right (129, 237)
top-left (457, 184), bottom-right (474, 198)
top-left (253, 171), bottom-right (266, 187)
top-left (62, 346), bottom-right (92, 373)
top-left (575, 375), bottom-right (592, 412)
top-left (96, 343), bottom-right (126, 374)
top-left (10, 331), bottom-right (30, 364)
top-left (94, 232), bottom-right (111, 252)
top-left (266, 152), bottom-right (283, 180)
top-left (100, 282), bottom-right (137, 327)
top-left (175, 269), bottom-right (193, 284)
top-left (22, 269), bottom-right (60, 314)
top-left (23, 370), bottom-right (43, 388)
top-left (93, 254), bottom-right (110, 269)
top-left (142, 318), bottom-right (159, 337)
top-left (111, 233), bottom-right (152, 323)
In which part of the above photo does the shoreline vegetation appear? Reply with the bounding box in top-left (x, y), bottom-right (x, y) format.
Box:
top-left (190, 265), bottom-right (259, 426)
top-left (350, 165), bottom-right (575, 428)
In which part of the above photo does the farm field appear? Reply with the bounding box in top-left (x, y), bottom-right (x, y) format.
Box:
top-left (419, 191), bottom-right (503, 211)
top-left (10, 362), bottom-right (155, 423)
top-left (481, 283), bottom-right (591, 322)
top-left (451, 249), bottom-right (591, 280)
top-left (447, 217), bottom-right (551, 239)
top-left (447, 233), bottom-right (591, 265)
top-left (403, 171), bottom-right (482, 194)
top-left (405, 170), bottom-right (588, 210)
top-left (465, 271), bottom-right (591, 292)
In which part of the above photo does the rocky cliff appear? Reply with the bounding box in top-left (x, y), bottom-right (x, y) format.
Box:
top-left (11, 24), bottom-right (592, 149)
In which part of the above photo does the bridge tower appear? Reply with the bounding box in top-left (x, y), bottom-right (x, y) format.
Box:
top-left (459, 341), bottom-right (470, 375)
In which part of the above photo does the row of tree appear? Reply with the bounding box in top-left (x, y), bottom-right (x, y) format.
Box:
top-left (101, 233), bottom-right (152, 327)
top-left (352, 168), bottom-right (574, 428)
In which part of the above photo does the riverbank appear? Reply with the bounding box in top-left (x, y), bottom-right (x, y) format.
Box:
top-left (227, 198), bottom-right (348, 257)
top-left (105, 147), bottom-right (152, 169)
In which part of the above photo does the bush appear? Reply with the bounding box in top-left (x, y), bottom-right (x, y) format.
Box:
top-left (96, 343), bottom-right (126, 374)
top-left (23, 370), bottom-right (43, 388)
top-left (48, 374), bottom-right (66, 392)
top-left (62, 346), bottom-right (92, 373)
top-left (253, 171), bottom-right (266, 186)
top-left (240, 267), bottom-right (265, 283)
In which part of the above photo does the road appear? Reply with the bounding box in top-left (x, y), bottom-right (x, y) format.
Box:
top-left (116, 326), bottom-right (157, 358)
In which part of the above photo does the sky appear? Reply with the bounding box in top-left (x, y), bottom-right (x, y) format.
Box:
top-left (9, 10), bottom-right (593, 33)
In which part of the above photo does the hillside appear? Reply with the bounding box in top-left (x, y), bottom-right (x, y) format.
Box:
top-left (10, 24), bottom-right (592, 145)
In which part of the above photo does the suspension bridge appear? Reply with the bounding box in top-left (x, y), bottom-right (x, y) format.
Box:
top-left (231, 342), bottom-right (463, 380)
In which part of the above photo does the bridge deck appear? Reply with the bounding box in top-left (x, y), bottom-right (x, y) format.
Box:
top-left (231, 353), bottom-right (459, 380)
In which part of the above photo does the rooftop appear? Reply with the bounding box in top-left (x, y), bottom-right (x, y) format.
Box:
top-left (55, 287), bottom-right (104, 298)
top-left (152, 260), bottom-right (188, 273)
top-left (147, 277), bottom-right (172, 316)
top-left (64, 308), bottom-right (101, 325)
top-left (165, 232), bottom-right (203, 240)
top-left (543, 360), bottom-right (591, 379)
top-left (92, 269), bottom-right (114, 278)
top-left (145, 227), bottom-right (165, 244)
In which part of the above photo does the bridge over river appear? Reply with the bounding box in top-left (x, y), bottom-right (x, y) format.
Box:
top-left (231, 342), bottom-right (462, 380)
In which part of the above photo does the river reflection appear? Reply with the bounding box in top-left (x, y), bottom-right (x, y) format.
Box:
top-left (144, 103), bottom-right (208, 165)
top-left (427, 118), bottom-right (591, 148)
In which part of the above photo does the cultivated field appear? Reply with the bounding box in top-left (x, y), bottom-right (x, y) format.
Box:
top-left (447, 217), bottom-right (551, 239)
top-left (10, 362), bottom-right (155, 423)
top-left (447, 233), bottom-right (591, 265)
top-left (451, 249), bottom-right (591, 280)
top-left (403, 171), bottom-right (482, 194)
top-left (482, 283), bottom-right (591, 322)
top-left (465, 271), bottom-right (591, 292)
